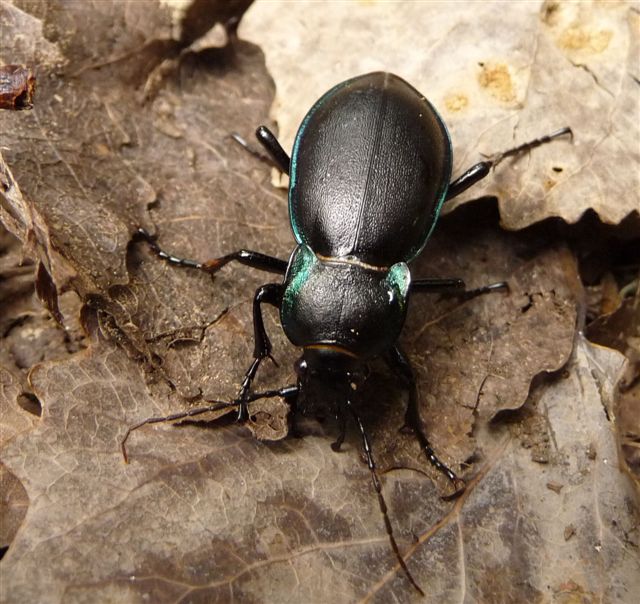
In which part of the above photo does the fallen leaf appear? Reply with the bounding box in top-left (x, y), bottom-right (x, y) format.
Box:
top-left (239, 0), bottom-right (640, 229)
top-left (1, 334), bottom-right (636, 602)
top-left (0, 1), bottom-right (636, 602)
top-left (0, 365), bottom-right (36, 558)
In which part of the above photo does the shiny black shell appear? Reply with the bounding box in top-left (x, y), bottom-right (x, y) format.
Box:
top-left (280, 244), bottom-right (410, 358)
top-left (288, 72), bottom-right (452, 267)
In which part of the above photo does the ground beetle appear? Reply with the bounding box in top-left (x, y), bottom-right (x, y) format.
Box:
top-left (122, 72), bottom-right (571, 594)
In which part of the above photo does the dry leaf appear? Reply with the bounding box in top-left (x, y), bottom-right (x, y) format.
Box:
top-left (240, 0), bottom-right (640, 229)
top-left (0, 1), bottom-right (636, 602)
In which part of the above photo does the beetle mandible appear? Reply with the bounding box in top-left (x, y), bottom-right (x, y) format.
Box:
top-left (122, 72), bottom-right (571, 594)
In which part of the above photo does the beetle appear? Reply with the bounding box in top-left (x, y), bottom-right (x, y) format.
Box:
top-left (122, 72), bottom-right (571, 594)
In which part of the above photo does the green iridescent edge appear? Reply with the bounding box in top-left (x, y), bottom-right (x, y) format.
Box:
top-left (280, 244), bottom-right (317, 325)
top-left (384, 262), bottom-right (411, 311)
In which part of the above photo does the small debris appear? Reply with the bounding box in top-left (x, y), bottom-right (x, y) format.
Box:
top-left (564, 524), bottom-right (576, 541)
top-left (0, 65), bottom-right (35, 110)
top-left (546, 481), bottom-right (564, 494)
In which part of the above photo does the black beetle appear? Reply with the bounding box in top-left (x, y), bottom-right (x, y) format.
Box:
top-left (123, 72), bottom-right (571, 594)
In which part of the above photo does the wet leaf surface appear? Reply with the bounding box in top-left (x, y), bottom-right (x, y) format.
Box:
top-left (0, 1), bottom-right (638, 602)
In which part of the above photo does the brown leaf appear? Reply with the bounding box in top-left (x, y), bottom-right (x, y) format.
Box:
top-left (0, 1), bottom-right (635, 602)
top-left (2, 338), bottom-right (636, 602)
top-left (0, 366), bottom-right (36, 558)
top-left (0, 367), bottom-right (37, 448)
top-left (0, 463), bottom-right (29, 554)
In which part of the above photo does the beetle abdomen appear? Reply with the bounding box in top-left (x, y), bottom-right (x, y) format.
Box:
top-left (289, 72), bottom-right (452, 266)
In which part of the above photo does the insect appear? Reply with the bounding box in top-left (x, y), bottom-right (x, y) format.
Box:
top-left (122, 72), bottom-right (571, 594)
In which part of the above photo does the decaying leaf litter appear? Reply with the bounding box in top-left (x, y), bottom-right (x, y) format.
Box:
top-left (0, 1), bottom-right (638, 602)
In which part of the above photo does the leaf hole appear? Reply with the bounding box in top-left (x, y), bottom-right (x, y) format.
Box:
top-left (18, 392), bottom-right (42, 417)
top-left (520, 294), bottom-right (535, 314)
top-left (552, 166), bottom-right (563, 173)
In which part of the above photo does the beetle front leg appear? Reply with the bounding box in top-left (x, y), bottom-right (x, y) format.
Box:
top-left (385, 345), bottom-right (465, 498)
top-left (237, 283), bottom-right (285, 421)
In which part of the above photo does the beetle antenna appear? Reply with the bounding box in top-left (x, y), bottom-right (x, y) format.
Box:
top-left (490, 126), bottom-right (573, 168)
top-left (344, 399), bottom-right (425, 597)
top-left (120, 399), bottom-right (239, 463)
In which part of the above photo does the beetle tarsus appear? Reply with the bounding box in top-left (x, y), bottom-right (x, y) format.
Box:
top-left (122, 386), bottom-right (300, 463)
top-left (267, 353), bottom-right (279, 368)
top-left (454, 280), bottom-right (510, 301)
top-left (442, 476), bottom-right (467, 501)
top-left (230, 132), bottom-right (274, 167)
top-left (490, 126), bottom-right (573, 167)
top-left (134, 227), bottom-right (205, 270)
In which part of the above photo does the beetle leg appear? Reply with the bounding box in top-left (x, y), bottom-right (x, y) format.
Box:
top-left (230, 133), bottom-right (276, 168)
top-left (121, 384), bottom-right (298, 463)
top-left (344, 398), bottom-right (424, 596)
top-left (255, 125), bottom-right (291, 175)
top-left (120, 398), bottom-right (238, 463)
top-left (445, 161), bottom-right (492, 201)
top-left (445, 126), bottom-right (572, 201)
top-left (135, 227), bottom-right (288, 275)
top-left (385, 346), bottom-right (465, 498)
top-left (244, 384), bottom-right (299, 403)
top-left (242, 382), bottom-right (299, 427)
top-left (331, 409), bottom-right (347, 452)
top-left (489, 126), bottom-right (573, 166)
top-left (412, 277), bottom-right (509, 300)
top-left (448, 281), bottom-right (509, 300)
top-left (236, 283), bottom-right (285, 421)
top-left (410, 277), bottom-right (466, 293)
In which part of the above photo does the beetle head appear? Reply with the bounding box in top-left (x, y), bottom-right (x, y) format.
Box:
top-left (293, 346), bottom-right (366, 413)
